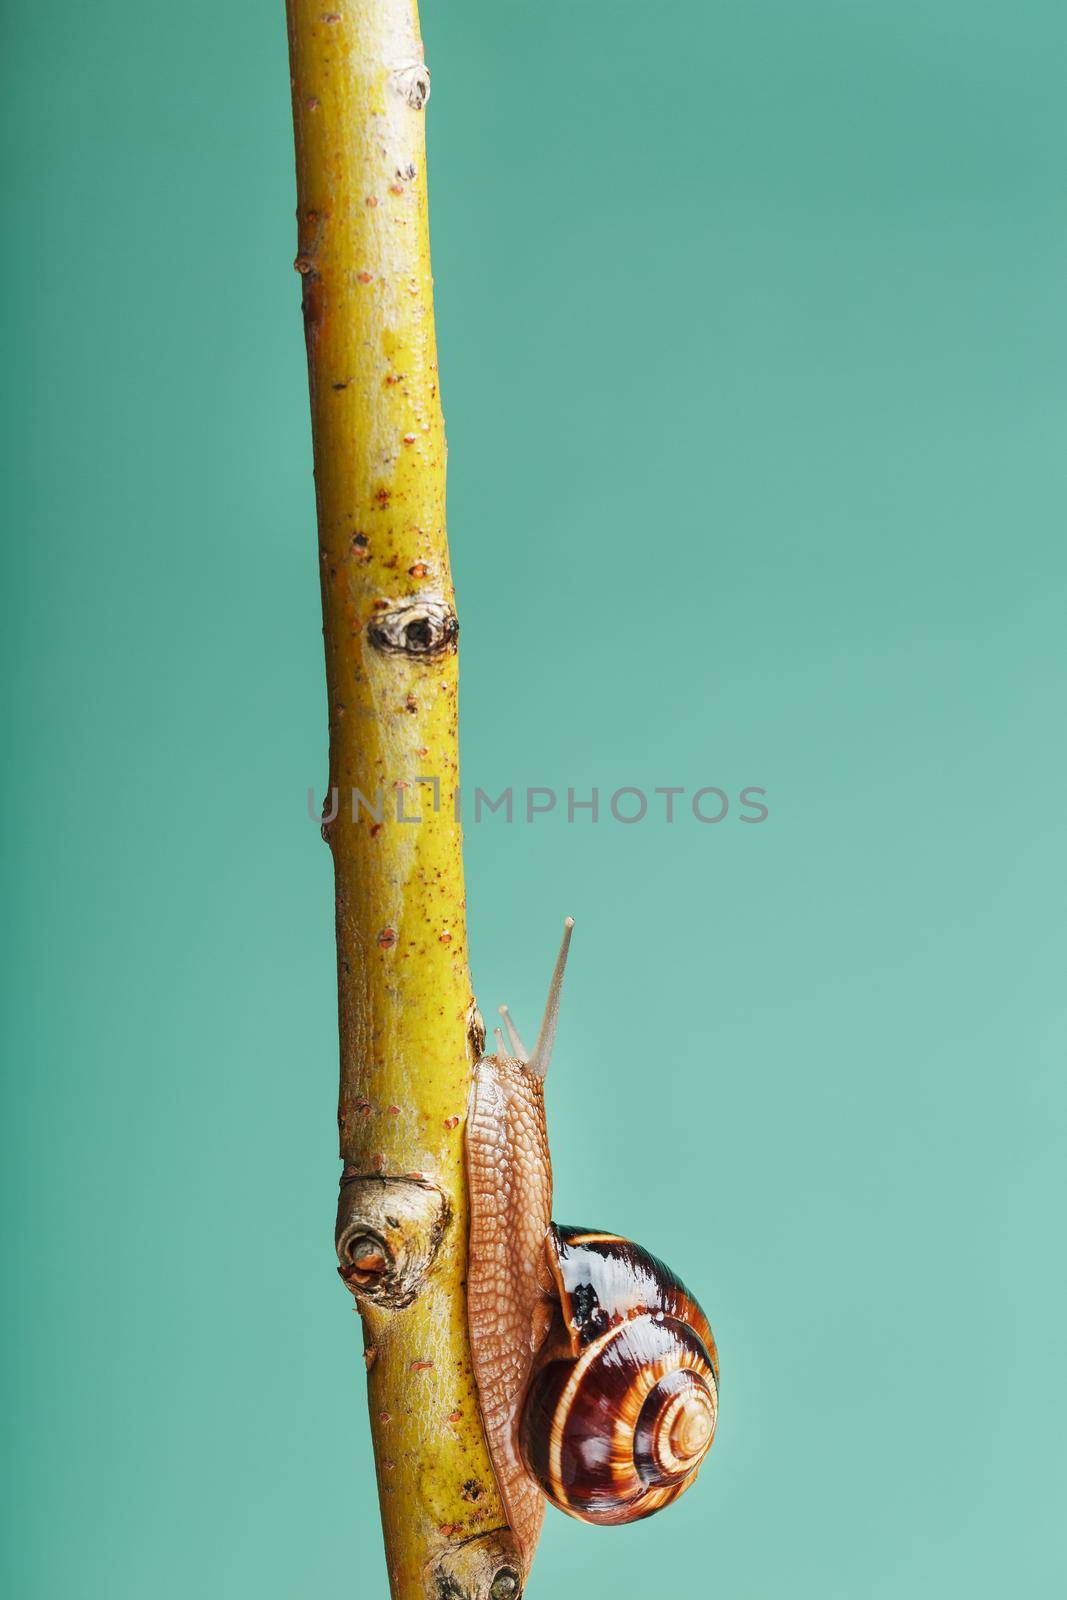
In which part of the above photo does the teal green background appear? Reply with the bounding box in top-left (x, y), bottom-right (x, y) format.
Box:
top-left (3, 1), bottom-right (1066, 1594)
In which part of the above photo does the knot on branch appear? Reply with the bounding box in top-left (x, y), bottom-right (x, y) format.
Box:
top-left (467, 1000), bottom-right (487, 1062)
top-left (431, 1530), bottom-right (524, 1599)
top-left (392, 59), bottom-right (431, 111)
top-left (367, 594), bottom-right (458, 659)
top-left (336, 1172), bottom-right (450, 1309)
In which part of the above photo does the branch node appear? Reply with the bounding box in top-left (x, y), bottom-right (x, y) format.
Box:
top-left (367, 594), bottom-right (458, 658)
top-left (467, 1000), bottom-right (486, 1061)
top-left (392, 59), bottom-right (431, 110)
top-left (431, 1530), bottom-right (525, 1599)
top-left (336, 1172), bottom-right (451, 1309)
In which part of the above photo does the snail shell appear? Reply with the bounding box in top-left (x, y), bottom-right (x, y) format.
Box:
top-left (520, 1227), bottom-right (718, 1525)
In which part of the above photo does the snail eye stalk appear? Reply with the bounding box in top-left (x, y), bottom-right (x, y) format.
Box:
top-left (528, 917), bottom-right (574, 1080)
top-left (498, 1004), bottom-right (528, 1061)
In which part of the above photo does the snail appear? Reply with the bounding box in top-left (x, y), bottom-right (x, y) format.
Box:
top-left (466, 919), bottom-right (719, 1572)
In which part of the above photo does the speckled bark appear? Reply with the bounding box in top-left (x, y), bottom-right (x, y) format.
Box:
top-left (285, 2), bottom-right (522, 1594)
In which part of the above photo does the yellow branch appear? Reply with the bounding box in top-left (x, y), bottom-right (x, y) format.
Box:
top-left (285, 4), bottom-right (523, 1594)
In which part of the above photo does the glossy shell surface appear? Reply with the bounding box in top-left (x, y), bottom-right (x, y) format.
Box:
top-left (521, 1227), bottom-right (719, 1525)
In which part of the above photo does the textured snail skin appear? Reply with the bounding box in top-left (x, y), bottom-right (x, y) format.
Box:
top-left (520, 1228), bottom-right (719, 1525)
top-left (465, 1053), bottom-right (555, 1571)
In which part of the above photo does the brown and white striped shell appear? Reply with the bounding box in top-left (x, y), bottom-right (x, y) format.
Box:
top-left (520, 1227), bottom-right (718, 1525)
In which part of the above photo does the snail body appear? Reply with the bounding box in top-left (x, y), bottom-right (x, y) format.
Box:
top-left (466, 922), bottom-right (719, 1574)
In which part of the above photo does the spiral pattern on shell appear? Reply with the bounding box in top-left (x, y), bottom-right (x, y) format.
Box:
top-left (519, 1229), bottom-right (719, 1525)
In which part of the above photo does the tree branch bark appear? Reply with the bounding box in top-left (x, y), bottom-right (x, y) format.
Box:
top-left (285, 4), bottom-right (523, 1594)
